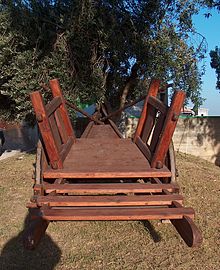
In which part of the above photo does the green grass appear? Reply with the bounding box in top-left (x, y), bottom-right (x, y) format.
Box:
top-left (0, 152), bottom-right (220, 270)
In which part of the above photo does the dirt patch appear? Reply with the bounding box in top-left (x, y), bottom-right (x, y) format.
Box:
top-left (0, 153), bottom-right (219, 270)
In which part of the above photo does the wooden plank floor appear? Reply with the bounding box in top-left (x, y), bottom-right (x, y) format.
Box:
top-left (44, 138), bottom-right (171, 178)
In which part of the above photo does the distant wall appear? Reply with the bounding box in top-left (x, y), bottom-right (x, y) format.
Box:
top-left (124, 116), bottom-right (220, 166)
top-left (0, 122), bottom-right (38, 152)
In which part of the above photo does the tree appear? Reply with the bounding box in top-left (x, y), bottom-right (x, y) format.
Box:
top-left (210, 46), bottom-right (220, 90)
top-left (0, 0), bottom-right (215, 121)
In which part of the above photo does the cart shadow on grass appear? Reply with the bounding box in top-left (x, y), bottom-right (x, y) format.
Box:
top-left (0, 213), bottom-right (61, 270)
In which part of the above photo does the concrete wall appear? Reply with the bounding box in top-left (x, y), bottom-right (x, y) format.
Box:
top-left (2, 116), bottom-right (220, 166)
top-left (0, 122), bottom-right (38, 152)
top-left (124, 116), bottom-right (220, 166)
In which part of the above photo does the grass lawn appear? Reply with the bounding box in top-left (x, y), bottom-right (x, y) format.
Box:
top-left (0, 152), bottom-right (219, 270)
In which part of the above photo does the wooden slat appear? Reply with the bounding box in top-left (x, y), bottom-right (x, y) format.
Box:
top-left (43, 138), bottom-right (172, 178)
top-left (49, 114), bottom-right (62, 151)
top-left (54, 110), bottom-right (68, 143)
top-left (35, 194), bottom-right (183, 207)
top-left (81, 121), bottom-right (94, 138)
top-left (108, 119), bottom-right (123, 138)
top-left (148, 96), bottom-right (167, 114)
top-left (59, 137), bottom-right (74, 162)
top-left (49, 79), bottom-right (76, 140)
top-left (133, 79), bottom-right (160, 142)
top-left (45, 96), bottom-right (62, 117)
top-left (151, 91), bottom-right (185, 168)
top-left (36, 183), bottom-right (179, 194)
top-left (43, 169), bottom-right (171, 179)
top-left (86, 125), bottom-right (119, 139)
top-left (135, 136), bottom-right (152, 161)
top-left (30, 91), bottom-right (63, 169)
top-left (149, 112), bottom-right (166, 153)
top-left (38, 206), bottom-right (195, 221)
top-left (140, 104), bottom-right (157, 143)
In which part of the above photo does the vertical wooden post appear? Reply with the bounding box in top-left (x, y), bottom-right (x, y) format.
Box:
top-left (133, 79), bottom-right (160, 142)
top-left (49, 79), bottom-right (76, 141)
top-left (30, 91), bottom-right (63, 169)
top-left (151, 90), bottom-right (185, 168)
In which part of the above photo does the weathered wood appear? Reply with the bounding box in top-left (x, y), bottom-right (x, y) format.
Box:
top-left (81, 121), bottom-right (94, 138)
top-left (108, 119), bottom-right (124, 138)
top-left (45, 96), bottom-right (62, 117)
top-left (140, 104), bottom-right (157, 143)
top-left (54, 110), bottom-right (68, 143)
top-left (133, 79), bottom-right (160, 142)
top-left (43, 137), bottom-right (171, 178)
top-left (35, 141), bottom-right (42, 184)
top-left (101, 95), bottom-right (146, 122)
top-left (30, 91), bottom-right (63, 169)
top-left (171, 214), bottom-right (203, 247)
top-left (135, 136), bottom-right (152, 161)
top-left (35, 183), bottom-right (179, 194)
top-left (49, 114), bottom-right (62, 152)
top-left (23, 214), bottom-right (49, 250)
top-left (33, 194), bottom-right (183, 207)
top-left (151, 91), bottom-right (185, 168)
top-left (65, 100), bottom-right (104, 125)
top-left (148, 96), bottom-right (167, 114)
top-left (59, 137), bottom-right (74, 162)
top-left (86, 124), bottom-right (119, 139)
top-left (49, 79), bottom-right (76, 140)
top-left (37, 206), bottom-right (195, 221)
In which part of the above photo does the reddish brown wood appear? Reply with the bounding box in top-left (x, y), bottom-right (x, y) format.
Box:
top-left (36, 183), bottom-right (179, 194)
top-left (38, 206), bottom-right (195, 221)
top-left (135, 136), bottom-right (152, 161)
top-left (34, 194), bottom-right (183, 207)
top-left (148, 96), bottom-right (167, 114)
top-left (149, 112), bottom-right (166, 153)
top-left (140, 104), bottom-right (157, 143)
top-left (59, 137), bottom-right (74, 162)
top-left (86, 124), bottom-right (119, 139)
top-left (45, 96), bottom-right (62, 117)
top-left (151, 91), bottom-right (185, 168)
top-left (54, 110), bottom-right (68, 144)
top-left (49, 114), bottom-right (62, 151)
top-left (30, 91), bottom-right (63, 169)
top-left (133, 79), bottom-right (160, 142)
top-left (81, 121), bottom-right (94, 138)
top-left (65, 100), bottom-right (104, 125)
top-left (171, 215), bottom-right (203, 247)
top-left (49, 79), bottom-right (76, 140)
top-left (23, 215), bottom-right (49, 250)
top-left (108, 119), bottom-right (124, 138)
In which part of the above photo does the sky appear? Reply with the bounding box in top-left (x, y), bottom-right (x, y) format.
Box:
top-left (193, 9), bottom-right (220, 116)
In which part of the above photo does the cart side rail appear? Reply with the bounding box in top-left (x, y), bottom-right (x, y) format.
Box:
top-left (134, 79), bottom-right (185, 169)
top-left (30, 80), bottom-right (75, 169)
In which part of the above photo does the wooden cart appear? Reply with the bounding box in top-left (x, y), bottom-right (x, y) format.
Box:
top-left (24, 79), bottom-right (202, 249)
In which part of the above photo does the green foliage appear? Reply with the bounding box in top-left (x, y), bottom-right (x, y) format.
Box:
top-left (0, 0), bottom-right (215, 120)
top-left (210, 46), bottom-right (220, 90)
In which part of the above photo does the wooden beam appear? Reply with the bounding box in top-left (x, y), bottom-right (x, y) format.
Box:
top-left (151, 91), bottom-right (185, 168)
top-left (33, 194), bottom-right (183, 207)
top-left (45, 96), bottom-right (62, 117)
top-left (35, 183), bottom-right (179, 194)
top-left (36, 206), bottom-right (195, 221)
top-left (133, 79), bottom-right (160, 142)
top-left (49, 79), bottom-right (76, 140)
top-left (30, 91), bottom-right (63, 169)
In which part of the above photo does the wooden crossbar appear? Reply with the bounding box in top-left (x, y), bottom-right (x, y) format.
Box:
top-left (34, 183), bottom-right (179, 194)
top-left (32, 206), bottom-right (195, 221)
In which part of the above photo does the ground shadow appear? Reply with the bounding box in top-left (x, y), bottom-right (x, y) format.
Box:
top-left (141, 220), bottom-right (162, 243)
top-left (0, 214), bottom-right (61, 270)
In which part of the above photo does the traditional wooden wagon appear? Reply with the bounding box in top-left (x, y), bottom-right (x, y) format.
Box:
top-left (24, 79), bottom-right (202, 249)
